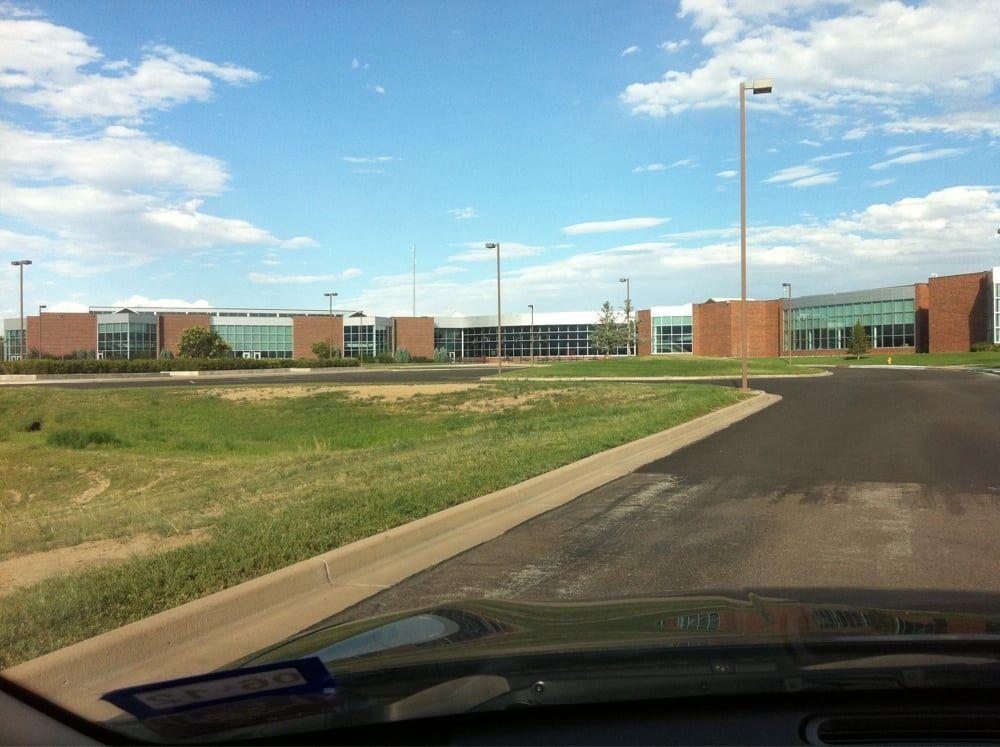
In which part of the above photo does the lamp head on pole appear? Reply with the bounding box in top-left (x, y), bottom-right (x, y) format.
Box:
top-left (751, 79), bottom-right (773, 95)
top-left (485, 242), bottom-right (499, 249)
top-left (11, 259), bottom-right (32, 267)
top-left (782, 282), bottom-right (791, 289)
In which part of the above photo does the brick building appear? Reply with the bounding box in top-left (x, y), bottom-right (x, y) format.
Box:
top-left (3, 266), bottom-right (998, 361)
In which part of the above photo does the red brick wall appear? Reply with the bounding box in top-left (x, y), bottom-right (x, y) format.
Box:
top-left (693, 300), bottom-right (780, 357)
top-left (914, 282), bottom-right (930, 353)
top-left (692, 301), bottom-right (733, 357)
top-left (293, 315), bottom-right (343, 358)
top-left (392, 317), bottom-right (435, 359)
top-left (159, 313), bottom-right (212, 356)
top-left (27, 313), bottom-right (96, 357)
top-left (636, 309), bottom-right (652, 356)
top-left (928, 271), bottom-right (991, 353)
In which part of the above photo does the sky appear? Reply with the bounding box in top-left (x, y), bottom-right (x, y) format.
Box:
top-left (1, 0), bottom-right (999, 321)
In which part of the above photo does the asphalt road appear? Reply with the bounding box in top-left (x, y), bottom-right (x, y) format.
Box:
top-left (2, 365), bottom-right (512, 388)
top-left (320, 367), bottom-right (1000, 621)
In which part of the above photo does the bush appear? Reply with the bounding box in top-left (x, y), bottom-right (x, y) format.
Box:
top-left (158, 350), bottom-right (174, 360)
top-left (393, 348), bottom-right (412, 364)
top-left (0, 357), bottom-right (361, 375)
top-left (374, 351), bottom-right (393, 364)
top-left (311, 341), bottom-right (342, 359)
top-left (971, 342), bottom-right (1000, 352)
top-left (177, 327), bottom-right (231, 358)
top-left (433, 347), bottom-right (450, 363)
top-left (411, 356), bottom-right (431, 363)
top-left (47, 429), bottom-right (123, 449)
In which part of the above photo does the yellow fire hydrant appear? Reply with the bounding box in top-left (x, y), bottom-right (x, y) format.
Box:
top-left (887, 356), bottom-right (893, 365)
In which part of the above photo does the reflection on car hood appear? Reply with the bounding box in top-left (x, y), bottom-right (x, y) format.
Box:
top-left (239, 592), bottom-right (1000, 672)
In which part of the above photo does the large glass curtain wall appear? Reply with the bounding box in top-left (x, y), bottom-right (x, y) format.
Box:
top-left (3, 328), bottom-right (24, 360)
top-left (443, 325), bottom-right (627, 358)
top-left (212, 324), bottom-right (292, 358)
top-left (97, 322), bottom-right (157, 359)
top-left (993, 281), bottom-right (1000, 344)
top-left (652, 315), bottom-right (693, 353)
top-left (790, 298), bottom-right (915, 350)
top-left (344, 324), bottom-right (388, 358)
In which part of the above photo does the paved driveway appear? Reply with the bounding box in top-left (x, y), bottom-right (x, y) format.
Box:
top-left (320, 367), bottom-right (1000, 622)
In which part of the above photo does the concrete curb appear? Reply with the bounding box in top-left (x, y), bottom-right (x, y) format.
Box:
top-left (497, 370), bottom-right (832, 382)
top-left (5, 391), bottom-right (779, 721)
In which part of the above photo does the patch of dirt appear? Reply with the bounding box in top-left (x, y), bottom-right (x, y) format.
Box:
top-left (0, 529), bottom-right (208, 595)
top-left (132, 469), bottom-right (177, 494)
top-left (456, 389), bottom-right (566, 413)
top-left (4, 489), bottom-right (22, 505)
top-left (73, 470), bottom-right (110, 504)
top-left (202, 382), bottom-right (483, 403)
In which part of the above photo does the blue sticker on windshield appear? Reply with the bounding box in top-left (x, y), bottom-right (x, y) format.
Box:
top-left (102, 657), bottom-right (336, 735)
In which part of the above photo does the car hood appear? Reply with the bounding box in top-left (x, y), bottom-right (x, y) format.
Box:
top-left (237, 591), bottom-right (1000, 673)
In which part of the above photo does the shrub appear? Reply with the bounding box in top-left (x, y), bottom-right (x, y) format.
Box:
top-left (47, 429), bottom-right (123, 449)
top-left (312, 341), bottom-right (342, 359)
top-left (971, 342), bottom-right (1000, 352)
top-left (393, 347), bottom-right (412, 363)
top-left (374, 351), bottom-right (393, 364)
top-left (158, 350), bottom-right (174, 360)
top-left (0, 357), bottom-right (360, 375)
top-left (177, 327), bottom-right (231, 358)
top-left (411, 356), bottom-right (431, 363)
top-left (433, 347), bottom-right (450, 363)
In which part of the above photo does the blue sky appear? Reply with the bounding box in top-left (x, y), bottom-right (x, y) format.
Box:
top-left (1, 0), bottom-right (998, 319)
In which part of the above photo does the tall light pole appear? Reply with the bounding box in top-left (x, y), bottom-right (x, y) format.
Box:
top-left (486, 242), bottom-right (501, 374)
top-left (528, 303), bottom-right (535, 365)
top-left (782, 282), bottom-right (792, 365)
top-left (37, 304), bottom-right (47, 359)
top-left (411, 244), bottom-right (416, 317)
top-left (10, 260), bottom-right (31, 360)
top-left (739, 78), bottom-right (772, 392)
top-left (619, 277), bottom-right (631, 356)
top-left (323, 292), bottom-right (338, 359)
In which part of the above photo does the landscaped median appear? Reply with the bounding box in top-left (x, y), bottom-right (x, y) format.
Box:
top-left (789, 351), bottom-right (1000, 368)
top-left (0, 379), bottom-right (751, 670)
top-left (503, 356), bottom-right (823, 378)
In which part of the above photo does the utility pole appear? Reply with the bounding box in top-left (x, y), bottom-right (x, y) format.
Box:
top-left (38, 304), bottom-right (47, 359)
top-left (528, 303), bottom-right (535, 365)
top-left (411, 244), bottom-right (416, 317)
top-left (485, 242), bottom-right (501, 374)
top-left (738, 78), bottom-right (772, 392)
top-left (619, 277), bottom-right (631, 356)
top-left (324, 292), bottom-right (338, 358)
top-left (11, 260), bottom-right (31, 360)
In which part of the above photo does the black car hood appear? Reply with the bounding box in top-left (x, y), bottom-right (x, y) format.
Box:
top-left (238, 591), bottom-right (1000, 673)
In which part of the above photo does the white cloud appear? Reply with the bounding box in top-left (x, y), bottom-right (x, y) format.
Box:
top-left (45, 301), bottom-right (89, 313)
top-left (619, 0), bottom-right (1000, 133)
top-left (620, 45), bottom-right (640, 57)
top-left (810, 151), bottom-right (851, 163)
top-left (764, 161), bottom-right (839, 188)
top-left (341, 155), bottom-right (395, 163)
top-left (886, 144), bottom-right (925, 155)
top-left (112, 294), bottom-right (212, 308)
top-left (352, 168), bottom-right (384, 174)
top-left (561, 217), bottom-right (669, 235)
top-left (371, 84), bottom-right (386, 94)
top-left (798, 139), bottom-right (822, 147)
top-left (247, 268), bottom-right (362, 285)
top-left (883, 110), bottom-right (1000, 138)
top-left (448, 206), bottom-right (479, 219)
top-left (716, 169), bottom-right (738, 178)
top-left (448, 242), bottom-right (546, 262)
top-left (0, 14), bottom-right (259, 119)
top-left (869, 147), bottom-right (965, 170)
top-left (867, 178), bottom-right (896, 187)
top-left (660, 40), bottom-right (690, 53)
top-left (842, 125), bottom-right (872, 140)
top-left (632, 159), bottom-right (694, 173)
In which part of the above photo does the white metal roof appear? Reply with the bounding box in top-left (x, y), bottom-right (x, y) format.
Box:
top-left (649, 303), bottom-right (693, 316)
top-left (434, 311), bottom-right (604, 328)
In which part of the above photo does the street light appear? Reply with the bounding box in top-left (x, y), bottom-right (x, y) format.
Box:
top-left (619, 277), bottom-right (631, 356)
top-left (739, 78), bottom-right (772, 391)
top-left (781, 282), bottom-right (792, 365)
top-left (37, 304), bottom-right (47, 359)
top-left (10, 260), bottom-right (31, 360)
top-left (528, 303), bottom-right (535, 365)
top-left (323, 292), bottom-right (338, 360)
top-left (485, 242), bottom-right (501, 375)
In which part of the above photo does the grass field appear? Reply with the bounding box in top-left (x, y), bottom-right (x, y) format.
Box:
top-left (791, 351), bottom-right (1000, 367)
top-left (504, 356), bottom-right (821, 378)
top-left (0, 380), bottom-right (743, 667)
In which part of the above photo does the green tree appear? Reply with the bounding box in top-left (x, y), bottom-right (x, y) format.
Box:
top-left (589, 301), bottom-right (626, 356)
top-left (177, 327), bottom-right (231, 358)
top-left (393, 347), bottom-right (412, 363)
top-left (311, 341), bottom-right (340, 359)
top-left (848, 321), bottom-right (871, 359)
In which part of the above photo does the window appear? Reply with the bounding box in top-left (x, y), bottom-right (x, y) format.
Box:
top-left (652, 315), bottom-right (693, 354)
top-left (212, 324), bottom-right (293, 358)
top-left (790, 298), bottom-right (915, 351)
top-left (97, 320), bottom-right (156, 359)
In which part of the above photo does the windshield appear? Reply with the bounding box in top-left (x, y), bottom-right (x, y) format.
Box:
top-left (2, 0), bottom-right (1000, 742)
